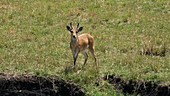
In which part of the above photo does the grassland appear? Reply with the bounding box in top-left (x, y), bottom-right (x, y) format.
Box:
top-left (0, 0), bottom-right (170, 95)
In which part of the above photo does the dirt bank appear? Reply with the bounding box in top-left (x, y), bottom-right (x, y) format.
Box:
top-left (0, 73), bottom-right (85, 96)
top-left (104, 75), bottom-right (170, 96)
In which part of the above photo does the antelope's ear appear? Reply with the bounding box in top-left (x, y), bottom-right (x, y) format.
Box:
top-left (78, 27), bottom-right (83, 32)
top-left (66, 26), bottom-right (71, 31)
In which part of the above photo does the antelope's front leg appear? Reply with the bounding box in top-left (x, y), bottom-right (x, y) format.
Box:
top-left (72, 50), bottom-right (79, 67)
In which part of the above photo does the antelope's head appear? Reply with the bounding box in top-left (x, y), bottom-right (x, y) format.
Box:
top-left (66, 22), bottom-right (83, 40)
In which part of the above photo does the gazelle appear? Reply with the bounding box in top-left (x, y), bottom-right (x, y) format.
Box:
top-left (66, 22), bottom-right (98, 69)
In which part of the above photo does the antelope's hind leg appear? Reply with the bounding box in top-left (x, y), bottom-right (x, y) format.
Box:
top-left (82, 51), bottom-right (88, 68)
top-left (89, 47), bottom-right (98, 69)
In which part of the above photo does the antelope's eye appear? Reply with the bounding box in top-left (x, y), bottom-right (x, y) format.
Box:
top-left (70, 31), bottom-right (73, 33)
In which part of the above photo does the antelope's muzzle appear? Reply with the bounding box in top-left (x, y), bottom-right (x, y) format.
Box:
top-left (73, 35), bottom-right (76, 39)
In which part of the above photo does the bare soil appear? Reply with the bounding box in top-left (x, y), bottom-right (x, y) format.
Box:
top-left (104, 75), bottom-right (170, 96)
top-left (0, 73), bottom-right (85, 96)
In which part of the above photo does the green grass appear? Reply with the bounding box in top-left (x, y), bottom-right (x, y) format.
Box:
top-left (0, 0), bottom-right (170, 95)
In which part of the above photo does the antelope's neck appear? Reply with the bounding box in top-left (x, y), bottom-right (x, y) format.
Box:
top-left (70, 37), bottom-right (79, 48)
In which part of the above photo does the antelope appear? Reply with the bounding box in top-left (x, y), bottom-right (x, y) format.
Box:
top-left (66, 22), bottom-right (98, 69)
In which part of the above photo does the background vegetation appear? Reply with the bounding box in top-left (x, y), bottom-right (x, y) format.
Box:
top-left (0, 0), bottom-right (170, 95)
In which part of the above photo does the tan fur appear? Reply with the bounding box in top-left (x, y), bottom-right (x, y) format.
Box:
top-left (66, 23), bottom-right (97, 69)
